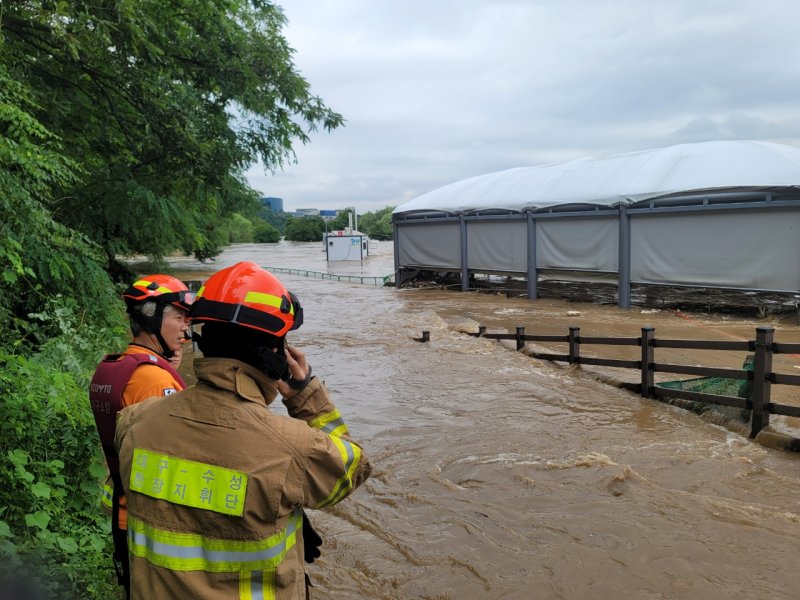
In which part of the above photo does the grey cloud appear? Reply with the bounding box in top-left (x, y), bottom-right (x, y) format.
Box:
top-left (250, 0), bottom-right (800, 212)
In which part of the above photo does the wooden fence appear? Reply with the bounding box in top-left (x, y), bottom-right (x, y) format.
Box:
top-left (417, 325), bottom-right (800, 439)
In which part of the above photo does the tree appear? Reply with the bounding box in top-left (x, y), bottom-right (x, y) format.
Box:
top-left (1, 0), bottom-right (344, 271)
top-left (259, 205), bottom-right (289, 234)
top-left (327, 207), bottom-right (395, 239)
top-left (227, 213), bottom-right (255, 243)
top-left (0, 64), bottom-right (119, 348)
top-left (284, 216), bottom-right (324, 241)
top-left (0, 63), bottom-right (126, 599)
top-left (328, 209), bottom-right (352, 231)
top-left (358, 206), bottom-right (395, 240)
top-left (253, 220), bottom-right (281, 243)
top-left (0, 4), bottom-right (344, 595)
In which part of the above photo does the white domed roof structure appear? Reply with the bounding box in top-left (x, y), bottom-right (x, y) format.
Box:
top-left (393, 140), bottom-right (800, 307)
top-left (394, 140), bottom-right (800, 215)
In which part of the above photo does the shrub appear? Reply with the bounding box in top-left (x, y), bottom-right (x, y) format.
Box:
top-left (284, 216), bottom-right (324, 241)
top-left (0, 296), bottom-right (127, 598)
top-left (253, 220), bottom-right (281, 243)
top-left (227, 213), bottom-right (254, 243)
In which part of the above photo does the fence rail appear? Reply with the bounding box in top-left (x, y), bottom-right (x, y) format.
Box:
top-left (418, 324), bottom-right (800, 440)
top-left (261, 266), bottom-right (394, 286)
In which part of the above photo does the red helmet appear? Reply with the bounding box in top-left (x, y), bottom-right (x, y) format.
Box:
top-left (189, 262), bottom-right (302, 337)
top-left (122, 274), bottom-right (196, 312)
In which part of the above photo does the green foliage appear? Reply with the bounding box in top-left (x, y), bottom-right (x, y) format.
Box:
top-left (253, 220), bottom-right (281, 243)
top-left (0, 58), bottom-right (128, 599)
top-left (1, 0), bottom-right (344, 264)
top-left (0, 65), bottom-right (120, 352)
top-left (357, 206), bottom-right (395, 240)
top-left (328, 207), bottom-right (395, 240)
top-left (0, 4), bottom-right (344, 594)
top-left (328, 210), bottom-right (352, 231)
top-left (259, 205), bottom-right (289, 234)
top-left (284, 216), bottom-right (325, 241)
top-left (227, 213), bottom-right (255, 243)
top-left (0, 300), bottom-right (127, 598)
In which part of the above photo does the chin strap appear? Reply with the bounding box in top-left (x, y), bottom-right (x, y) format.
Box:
top-left (154, 331), bottom-right (175, 359)
top-left (129, 302), bottom-right (175, 359)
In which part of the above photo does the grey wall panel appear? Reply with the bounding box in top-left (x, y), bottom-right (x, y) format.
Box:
top-left (397, 222), bottom-right (461, 269)
top-left (536, 217), bottom-right (619, 271)
top-left (467, 220), bottom-right (528, 273)
top-left (630, 209), bottom-right (800, 291)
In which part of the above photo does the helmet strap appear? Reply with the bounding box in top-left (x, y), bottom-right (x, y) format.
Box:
top-left (154, 331), bottom-right (175, 360)
top-left (196, 322), bottom-right (288, 380)
top-left (129, 303), bottom-right (175, 359)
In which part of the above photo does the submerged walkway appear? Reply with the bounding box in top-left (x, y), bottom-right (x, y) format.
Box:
top-left (263, 266), bottom-right (394, 286)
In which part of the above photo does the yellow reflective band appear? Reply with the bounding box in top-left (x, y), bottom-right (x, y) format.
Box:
top-left (309, 409), bottom-right (349, 438)
top-left (196, 285), bottom-right (205, 298)
top-left (244, 291), bottom-right (294, 315)
top-left (133, 280), bottom-right (172, 294)
top-left (239, 568), bottom-right (276, 600)
top-left (129, 448), bottom-right (248, 517)
top-left (315, 436), bottom-right (362, 509)
top-left (101, 483), bottom-right (113, 509)
top-left (128, 510), bottom-right (302, 573)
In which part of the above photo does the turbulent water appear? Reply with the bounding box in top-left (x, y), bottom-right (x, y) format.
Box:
top-left (132, 241), bottom-right (800, 599)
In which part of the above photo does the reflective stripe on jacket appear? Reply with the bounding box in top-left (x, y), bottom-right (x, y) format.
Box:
top-left (115, 357), bottom-right (371, 600)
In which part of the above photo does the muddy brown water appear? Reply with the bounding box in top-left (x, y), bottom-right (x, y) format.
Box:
top-left (127, 242), bottom-right (800, 599)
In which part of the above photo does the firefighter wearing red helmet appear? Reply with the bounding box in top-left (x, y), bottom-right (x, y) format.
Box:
top-left (89, 274), bottom-right (196, 598)
top-left (114, 262), bottom-right (372, 599)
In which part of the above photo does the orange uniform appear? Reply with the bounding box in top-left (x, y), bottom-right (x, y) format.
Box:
top-left (100, 345), bottom-right (186, 528)
top-left (120, 345), bottom-right (184, 406)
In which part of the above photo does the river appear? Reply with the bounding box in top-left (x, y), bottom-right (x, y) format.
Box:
top-left (130, 241), bottom-right (800, 599)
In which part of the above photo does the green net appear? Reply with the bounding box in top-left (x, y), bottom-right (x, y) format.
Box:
top-left (655, 355), bottom-right (753, 423)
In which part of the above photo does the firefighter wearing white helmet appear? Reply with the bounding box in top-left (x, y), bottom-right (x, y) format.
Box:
top-left (114, 261), bottom-right (372, 599)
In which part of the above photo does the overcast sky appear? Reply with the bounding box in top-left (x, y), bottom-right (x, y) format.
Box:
top-left (244, 0), bottom-right (800, 213)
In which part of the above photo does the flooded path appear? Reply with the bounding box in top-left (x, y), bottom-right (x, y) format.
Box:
top-left (132, 242), bottom-right (800, 599)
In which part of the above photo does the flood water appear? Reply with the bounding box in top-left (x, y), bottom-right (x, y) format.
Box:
top-left (132, 241), bottom-right (800, 599)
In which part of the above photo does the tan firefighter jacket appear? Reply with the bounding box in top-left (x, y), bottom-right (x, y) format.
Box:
top-left (115, 357), bottom-right (372, 599)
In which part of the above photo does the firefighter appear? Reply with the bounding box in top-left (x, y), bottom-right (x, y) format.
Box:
top-left (114, 261), bottom-right (372, 599)
top-left (89, 275), bottom-right (195, 598)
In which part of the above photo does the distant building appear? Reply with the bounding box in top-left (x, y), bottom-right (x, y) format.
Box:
top-left (295, 208), bottom-right (320, 217)
top-left (260, 196), bottom-right (284, 212)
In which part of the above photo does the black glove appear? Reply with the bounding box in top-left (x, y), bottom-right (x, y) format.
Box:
top-left (302, 509), bottom-right (323, 563)
top-left (287, 366), bottom-right (312, 391)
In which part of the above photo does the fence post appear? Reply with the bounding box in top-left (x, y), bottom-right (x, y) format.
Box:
top-left (618, 206), bottom-right (631, 309)
top-left (526, 212), bottom-right (538, 300)
top-left (568, 326), bottom-right (580, 364)
top-left (750, 326), bottom-right (774, 438)
top-left (478, 326), bottom-right (486, 337)
top-left (515, 326), bottom-right (525, 351)
top-left (421, 331), bottom-right (430, 343)
top-left (640, 327), bottom-right (655, 398)
top-left (460, 215), bottom-right (469, 292)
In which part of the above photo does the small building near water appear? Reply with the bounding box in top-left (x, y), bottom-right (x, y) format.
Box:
top-left (324, 230), bottom-right (370, 261)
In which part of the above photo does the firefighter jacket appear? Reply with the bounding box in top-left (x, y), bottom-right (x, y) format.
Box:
top-left (115, 357), bottom-right (372, 600)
